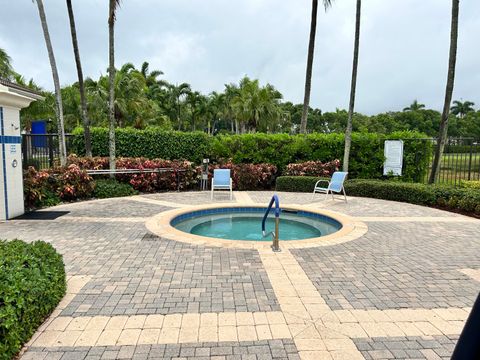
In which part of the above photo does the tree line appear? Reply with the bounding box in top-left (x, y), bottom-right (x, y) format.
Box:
top-left (0, 0), bottom-right (467, 182)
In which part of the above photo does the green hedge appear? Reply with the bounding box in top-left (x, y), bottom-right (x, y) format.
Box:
top-left (73, 128), bottom-right (430, 181)
top-left (0, 240), bottom-right (66, 359)
top-left (211, 131), bottom-right (431, 181)
top-left (93, 179), bottom-right (138, 199)
top-left (276, 176), bottom-right (480, 215)
top-left (276, 176), bottom-right (329, 193)
top-left (72, 127), bottom-right (211, 164)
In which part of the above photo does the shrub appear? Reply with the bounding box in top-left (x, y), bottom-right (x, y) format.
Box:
top-left (210, 161), bottom-right (277, 190)
top-left (344, 179), bottom-right (437, 205)
top-left (276, 176), bottom-right (329, 193)
top-left (0, 240), bottom-right (66, 359)
top-left (93, 179), bottom-right (138, 199)
top-left (23, 165), bottom-right (95, 209)
top-left (275, 177), bottom-right (480, 216)
top-left (284, 160), bottom-right (340, 177)
top-left (67, 155), bottom-right (200, 192)
top-left (72, 128), bottom-right (430, 181)
top-left (461, 180), bottom-right (480, 190)
top-left (71, 127), bottom-right (210, 163)
top-left (210, 131), bottom-right (430, 181)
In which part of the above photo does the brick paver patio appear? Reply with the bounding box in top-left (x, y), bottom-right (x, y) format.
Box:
top-left (1, 191), bottom-right (478, 360)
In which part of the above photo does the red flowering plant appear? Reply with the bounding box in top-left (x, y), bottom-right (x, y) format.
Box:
top-left (284, 160), bottom-right (340, 177)
top-left (208, 161), bottom-right (277, 190)
top-left (23, 164), bottom-right (95, 208)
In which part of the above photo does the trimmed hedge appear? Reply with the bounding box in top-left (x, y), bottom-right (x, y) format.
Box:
top-left (276, 176), bottom-right (329, 193)
top-left (72, 128), bottom-right (431, 181)
top-left (276, 176), bottom-right (480, 215)
top-left (72, 127), bottom-right (210, 164)
top-left (93, 179), bottom-right (138, 199)
top-left (211, 131), bottom-right (431, 181)
top-left (0, 240), bottom-right (66, 359)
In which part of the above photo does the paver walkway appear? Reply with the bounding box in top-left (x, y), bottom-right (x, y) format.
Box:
top-left (1, 191), bottom-right (479, 360)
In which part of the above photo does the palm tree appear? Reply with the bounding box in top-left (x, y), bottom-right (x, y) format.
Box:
top-left (0, 48), bottom-right (14, 79)
top-left (450, 100), bottom-right (475, 118)
top-left (300, 0), bottom-right (333, 134)
top-left (108, 0), bottom-right (121, 174)
top-left (167, 83), bottom-right (191, 130)
top-left (343, 0), bottom-right (361, 173)
top-left (429, 0), bottom-right (459, 184)
top-left (403, 100), bottom-right (426, 112)
top-left (66, 0), bottom-right (92, 157)
top-left (34, 0), bottom-right (67, 166)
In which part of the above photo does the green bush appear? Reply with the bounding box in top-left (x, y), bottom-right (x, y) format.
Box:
top-left (275, 177), bottom-right (480, 216)
top-left (73, 128), bottom-right (430, 181)
top-left (344, 179), bottom-right (437, 205)
top-left (72, 127), bottom-right (211, 163)
top-left (211, 131), bottom-right (431, 181)
top-left (93, 179), bottom-right (138, 199)
top-left (461, 180), bottom-right (480, 189)
top-left (276, 176), bottom-right (329, 193)
top-left (0, 240), bottom-right (66, 360)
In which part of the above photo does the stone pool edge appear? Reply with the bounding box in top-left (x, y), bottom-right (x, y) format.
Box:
top-left (145, 203), bottom-right (368, 250)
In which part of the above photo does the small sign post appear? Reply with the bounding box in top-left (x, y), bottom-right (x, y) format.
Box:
top-left (384, 140), bottom-right (404, 176)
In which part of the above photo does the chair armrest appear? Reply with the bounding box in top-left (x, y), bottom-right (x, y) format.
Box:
top-left (314, 179), bottom-right (330, 188)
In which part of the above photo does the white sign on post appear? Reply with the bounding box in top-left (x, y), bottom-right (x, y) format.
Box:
top-left (384, 140), bottom-right (404, 176)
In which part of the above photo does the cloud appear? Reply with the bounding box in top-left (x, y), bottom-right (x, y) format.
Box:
top-left (0, 0), bottom-right (478, 114)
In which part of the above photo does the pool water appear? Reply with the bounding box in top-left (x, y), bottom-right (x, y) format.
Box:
top-left (172, 208), bottom-right (341, 241)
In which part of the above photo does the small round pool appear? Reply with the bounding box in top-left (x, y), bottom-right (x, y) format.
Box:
top-left (171, 207), bottom-right (342, 241)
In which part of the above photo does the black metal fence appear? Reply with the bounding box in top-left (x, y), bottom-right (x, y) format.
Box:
top-left (416, 137), bottom-right (480, 185)
top-left (21, 134), bottom-right (74, 170)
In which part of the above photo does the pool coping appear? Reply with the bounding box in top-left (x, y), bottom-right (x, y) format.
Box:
top-left (145, 203), bottom-right (368, 250)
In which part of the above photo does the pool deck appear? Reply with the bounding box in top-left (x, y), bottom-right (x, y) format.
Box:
top-left (1, 191), bottom-right (479, 360)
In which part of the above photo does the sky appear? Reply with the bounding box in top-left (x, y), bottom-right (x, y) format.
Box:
top-left (0, 0), bottom-right (479, 114)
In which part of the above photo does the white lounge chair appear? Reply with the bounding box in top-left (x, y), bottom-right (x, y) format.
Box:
top-left (211, 169), bottom-right (233, 200)
top-left (312, 171), bottom-right (348, 202)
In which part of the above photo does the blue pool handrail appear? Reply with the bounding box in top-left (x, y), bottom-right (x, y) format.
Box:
top-left (262, 194), bottom-right (280, 237)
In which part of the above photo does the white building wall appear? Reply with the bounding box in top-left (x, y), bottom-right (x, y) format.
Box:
top-left (2, 106), bottom-right (24, 219)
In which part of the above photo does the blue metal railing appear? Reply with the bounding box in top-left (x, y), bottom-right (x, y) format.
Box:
top-left (262, 194), bottom-right (281, 251)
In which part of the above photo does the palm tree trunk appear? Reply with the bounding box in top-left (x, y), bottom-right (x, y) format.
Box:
top-left (300, 0), bottom-right (318, 134)
top-left (343, 0), bottom-right (361, 173)
top-left (108, 0), bottom-right (116, 175)
top-left (66, 0), bottom-right (92, 157)
top-left (35, 0), bottom-right (67, 166)
top-left (429, 0), bottom-right (459, 184)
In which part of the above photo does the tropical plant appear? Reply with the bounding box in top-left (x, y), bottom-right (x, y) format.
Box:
top-left (450, 100), bottom-right (475, 118)
top-left (0, 47), bottom-right (14, 79)
top-left (66, 0), bottom-right (92, 156)
top-left (300, 0), bottom-right (334, 134)
top-left (343, 0), bottom-right (362, 173)
top-left (403, 100), bottom-right (426, 112)
top-left (34, 0), bottom-right (67, 166)
top-left (430, 0), bottom-right (460, 184)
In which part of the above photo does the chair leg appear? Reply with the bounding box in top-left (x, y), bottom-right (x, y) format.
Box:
top-left (343, 187), bottom-right (348, 202)
top-left (211, 187), bottom-right (214, 200)
top-left (324, 191), bottom-right (329, 201)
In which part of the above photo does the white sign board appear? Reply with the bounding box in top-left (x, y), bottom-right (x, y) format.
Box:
top-left (384, 140), bottom-right (404, 176)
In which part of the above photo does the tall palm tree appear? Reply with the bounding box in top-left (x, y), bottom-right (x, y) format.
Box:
top-left (0, 48), bottom-right (14, 79)
top-left (168, 83), bottom-right (191, 130)
top-left (108, 0), bottom-right (121, 173)
top-left (450, 100), bottom-right (475, 118)
top-left (403, 100), bottom-right (426, 112)
top-left (343, 0), bottom-right (361, 173)
top-left (34, 0), bottom-right (67, 166)
top-left (429, 0), bottom-right (460, 184)
top-left (66, 0), bottom-right (92, 157)
top-left (300, 0), bottom-right (333, 134)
